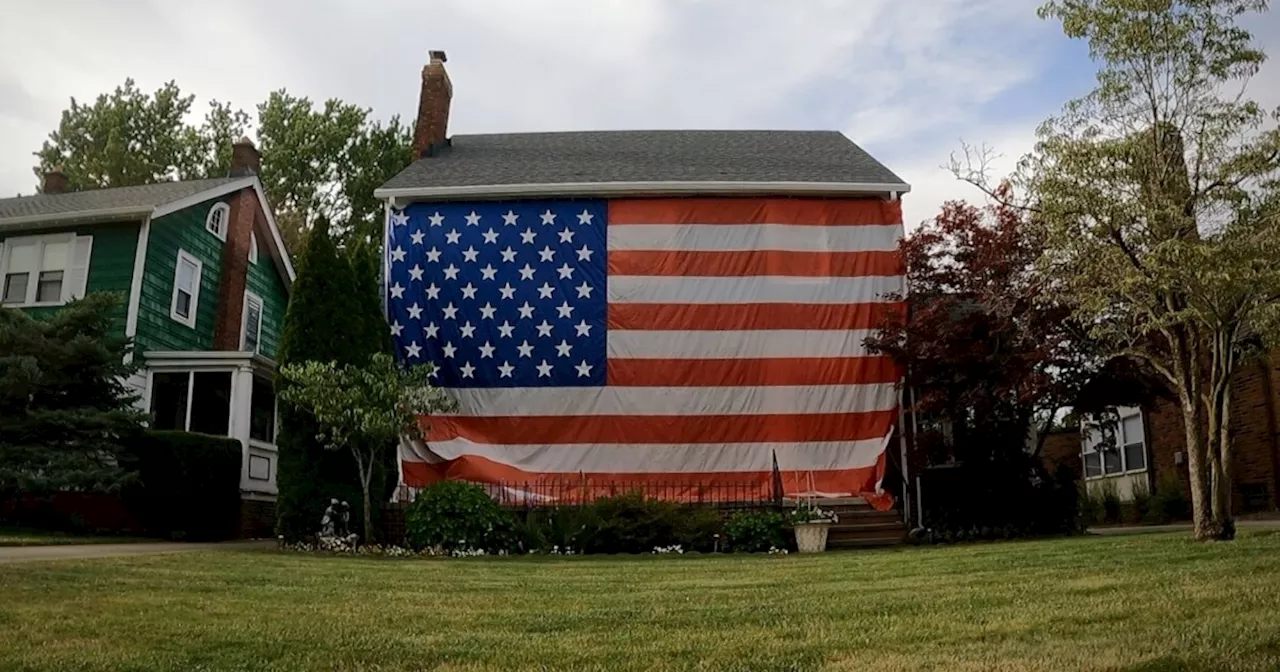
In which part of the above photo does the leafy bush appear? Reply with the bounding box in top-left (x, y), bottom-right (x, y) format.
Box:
top-left (405, 481), bottom-right (517, 553)
top-left (118, 430), bottom-right (242, 541)
top-left (1128, 482), bottom-right (1152, 524)
top-left (918, 459), bottom-right (1083, 542)
top-left (517, 494), bottom-right (724, 554)
top-left (723, 510), bottom-right (787, 553)
top-left (1099, 482), bottom-right (1122, 523)
top-left (1145, 478), bottom-right (1191, 523)
top-left (1079, 488), bottom-right (1104, 527)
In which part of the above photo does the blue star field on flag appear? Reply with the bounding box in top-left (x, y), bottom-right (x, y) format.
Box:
top-left (385, 201), bottom-right (607, 388)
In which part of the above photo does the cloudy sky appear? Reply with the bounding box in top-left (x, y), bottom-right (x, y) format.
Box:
top-left (2, 0), bottom-right (1278, 228)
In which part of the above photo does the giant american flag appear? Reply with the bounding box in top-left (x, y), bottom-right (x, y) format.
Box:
top-left (385, 197), bottom-right (905, 507)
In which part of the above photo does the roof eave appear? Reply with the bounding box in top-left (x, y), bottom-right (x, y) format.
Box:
top-left (374, 180), bottom-right (913, 204)
top-left (0, 206), bottom-right (153, 231)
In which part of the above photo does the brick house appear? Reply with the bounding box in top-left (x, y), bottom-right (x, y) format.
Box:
top-left (1049, 359), bottom-right (1280, 515)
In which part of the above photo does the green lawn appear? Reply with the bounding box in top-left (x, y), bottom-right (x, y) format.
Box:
top-left (0, 527), bottom-right (150, 547)
top-left (2, 532), bottom-right (1280, 671)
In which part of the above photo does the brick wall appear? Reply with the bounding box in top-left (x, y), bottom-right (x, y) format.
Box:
top-left (238, 498), bottom-right (277, 539)
top-left (1143, 355), bottom-right (1280, 513)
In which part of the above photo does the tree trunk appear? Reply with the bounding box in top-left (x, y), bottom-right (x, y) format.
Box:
top-left (352, 446), bottom-right (375, 544)
top-left (1208, 373), bottom-right (1236, 540)
top-left (1180, 390), bottom-right (1214, 539)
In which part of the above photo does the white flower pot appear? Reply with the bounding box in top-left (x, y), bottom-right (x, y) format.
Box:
top-left (794, 522), bottom-right (831, 553)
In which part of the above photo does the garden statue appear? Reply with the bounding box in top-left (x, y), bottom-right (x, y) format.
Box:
top-left (320, 499), bottom-right (340, 537)
top-left (318, 498), bottom-right (360, 551)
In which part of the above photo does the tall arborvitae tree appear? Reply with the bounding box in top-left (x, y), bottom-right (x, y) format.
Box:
top-left (0, 293), bottom-right (146, 498)
top-left (275, 221), bottom-right (377, 540)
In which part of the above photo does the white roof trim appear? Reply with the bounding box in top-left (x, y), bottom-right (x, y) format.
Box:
top-left (375, 180), bottom-right (913, 203)
top-left (150, 177), bottom-right (256, 219)
top-left (0, 205), bottom-right (153, 229)
top-left (248, 178), bottom-right (297, 284)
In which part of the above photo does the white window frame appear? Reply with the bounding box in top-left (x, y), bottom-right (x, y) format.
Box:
top-left (0, 233), bottom-right (76, 307)
top-left (249, 231), bottom-right (259, 264)
top-left (206, 202), bottom-right (230, 241)
top-left (170, 250), bottom-right (202, 328)
top-left (241, 290), bottom-right (264, 353)
top-left (1082, 406), bottom-right (1148, 481)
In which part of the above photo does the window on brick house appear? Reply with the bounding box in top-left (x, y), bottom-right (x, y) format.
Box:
top-left (1082, 406), bottom-right (1147, 479)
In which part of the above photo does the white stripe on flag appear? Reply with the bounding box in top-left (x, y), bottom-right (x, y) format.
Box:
top-left (417, 438), bottom-right (887, 473)
top-left (607, 275), bottom-right (903, 304)
top-left (445, 383), bottom-right (898, 417)
top-left (607, 329), bottom-right (876, 359)
top-left (607, 223), bottom-right (903, 252)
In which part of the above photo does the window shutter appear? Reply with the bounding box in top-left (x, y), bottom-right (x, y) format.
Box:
top-left (243, 294), bottom-right (263, 351)
top-left (65, 235), bottom-right (94, 301)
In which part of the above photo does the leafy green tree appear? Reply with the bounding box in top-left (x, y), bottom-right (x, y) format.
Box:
top-left (1009, 0), bottom-right (1280, 540)
top-left (33, 79), bottom-right (247, 191)
top-left (279, 353), bottom-right (454, 543)
top-left (0, 294), bottom-right (146, 497)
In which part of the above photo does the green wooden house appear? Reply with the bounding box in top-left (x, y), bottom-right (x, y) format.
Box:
top-left (0, 139), bottom-right (293, 504)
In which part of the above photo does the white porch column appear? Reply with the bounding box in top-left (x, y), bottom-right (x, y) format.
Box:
top-left (230, 364), bottom-right (255, 492)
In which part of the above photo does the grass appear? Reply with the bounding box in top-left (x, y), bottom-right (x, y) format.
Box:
top-left (2, 532), bottom-right (1280, 671)
top-left (0, 527), bottom-right (151, 547)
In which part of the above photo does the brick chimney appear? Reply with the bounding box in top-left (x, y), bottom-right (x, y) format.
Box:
top-left (411, 50), bottom-right (452, 158)
top-left (42, 166), bottom-right (70, 194)
top-left (230, 137), bottom-right (261, 177)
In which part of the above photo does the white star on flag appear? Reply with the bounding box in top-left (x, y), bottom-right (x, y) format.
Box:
top-left (501, 247), bottom-right (517, 263)
top-left (540, 210), bottom-right (557, 225)
top-left (517, 340), bottom-right (534, 358)
top-left (556, 301), bottom-right (574, 318)
top-left (519, 265), bottom-right (536, 280)
top-left (558, 228), bottom-right (575, 243)
top-left (390, 246), bottom-right (406, 262)
top-left (482, 229), bottom-right (499, 244)
top-left (460, 361), bottom-right (476, 378)
top-left (518, 302), bottom-right (535, 319)
top-left (577, 210), bottom-right (594, 225)
top-left (424, 322), bottom-right (439, 338)
top-left (498, 283), bottom-right (516, 300)
top-left (575, 360), bottom-right (593, 377)
top-left (445, 229), bottom-right (461, 244)
top-left (537, 360), bottom-right (554, 377)
top-left (497, 321), bottom-right (515, 338)
top-left (410, 230), bottom-right (425, 245)
top-left (502, 210), bottom-right (519, 226)
top-left (389, 283), bottom-right (405, 299)
top-left (479, 341), bottom-right (496, 358)
top-left (425, 283), bottom-right (441, 299)
top-left (442, 342), bottom-right (457, 358)
top-left (520, 229), bottom-right (537, 244)
top-left (479, 303), bottom-right (497, 319)
top-left (444, 264), bottom-right (460, 280)
top-left (462, 246), bottom-right (479, 262)
top-left (498, 361), bottom-right (514, 378)
top-left (539, 246), bottom-right (556, 262)
top-left (480, 264), bottom-right (497, 280)
top-left (408, 265), bottom-right (424, 281)
top-left (465, 211), bottom-right (482, 226)
top-left (428, 212), bottom-right (444, 226)
top-left (390, 209), bottom-right (410, 227)
top-left (576, 282), bottom-right (593, 298)
top-left (577, 245), bottom-right (594, 261)
top-left (442, 303), bottom-right (459, 319)
top-left (537, 283), bottom-right (555, 299)
top-left (407, 303), bottom-right (423, 319)
top-left (557, 264), bottom-right (574, 279)
top-left (536, 320), bottom-right (553, 337)
top-left (405, 342), bottom-right (422, 358)
top-left (575, 320), bottom-right (592, 336)
top-left (390, 321), bottom-right (403, 336)
top-left (555, 340), bottom-right (573, 357)
top-left (460, 321), bottom-right (476, 338)
top-left (426, 247), bottom-right (442, 262)
top-left (461, 283), bottom-right (478, 299)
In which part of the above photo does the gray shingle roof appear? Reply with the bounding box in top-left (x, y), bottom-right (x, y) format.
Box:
top-left (0, 178), bottom-right (242, 223)
top-left (378, 130), bottom-right (907, 192)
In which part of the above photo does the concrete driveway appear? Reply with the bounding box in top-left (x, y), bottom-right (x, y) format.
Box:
top-left (0, 540), bottom-right (275, 564)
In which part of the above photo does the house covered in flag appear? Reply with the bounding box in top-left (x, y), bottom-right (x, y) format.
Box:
top-left (374, 51), bottom-right (911, 510)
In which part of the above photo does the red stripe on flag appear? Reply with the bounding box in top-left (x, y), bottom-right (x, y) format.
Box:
top-left (607, 301), bottom-right (904, 331)
top-left (609, 198), bottom-right (903, 226)
top-left (608, 250), bottom-right (904, 277)
top-left (607, 356), bottom-right (901, 387)
top-left (424, 410), bottom-right (896, 445)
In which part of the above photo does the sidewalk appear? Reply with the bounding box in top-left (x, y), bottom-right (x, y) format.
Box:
top-left (0, 539), bottom-right (275, 564)
top-left (1089, 519), bottom-right (1280, 535)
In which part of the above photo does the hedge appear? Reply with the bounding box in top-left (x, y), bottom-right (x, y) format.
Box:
top-left (119, 430), bottom-right (242, 541)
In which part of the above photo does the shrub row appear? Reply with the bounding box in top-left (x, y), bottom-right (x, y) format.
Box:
top-left (1079, 477), bottom-right (1190, 526)
top-left (117, 430), bottom-right (243, 541)
top-left (404, 482), bottom-right (792, 555)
